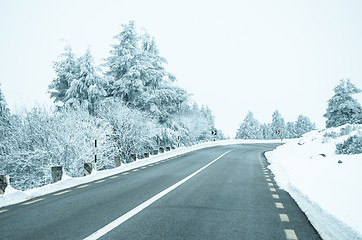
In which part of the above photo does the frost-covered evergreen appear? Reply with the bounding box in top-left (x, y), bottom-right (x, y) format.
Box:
top-left (104, 21), bottom-right (143, 105)
top-left (49, 45), bottom-right (78, 105)
top-left (324, 79), bottom-right (362, 128)
top-left (235, 111), bottom-right (261, 139)
top-left (65, 48), bottom-right (106, 114)
top-left (295, 115), bottom-right (316, 137)
top-left (271, 110), bottom-right (286, 139)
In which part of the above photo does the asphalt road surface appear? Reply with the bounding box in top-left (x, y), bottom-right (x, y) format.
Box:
top-left (0, 144), bottom-right (321, 240)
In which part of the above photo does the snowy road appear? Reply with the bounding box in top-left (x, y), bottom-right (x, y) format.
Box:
top-left (0, 144), bottom-right (320, 240)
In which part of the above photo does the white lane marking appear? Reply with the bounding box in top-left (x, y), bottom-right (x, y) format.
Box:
top-left (275, 202), bottom-right (284, 208)
top-left (95, 180), bottom-right (105, 183)
top-left (270, 188), bottom-right (276, 192)
top-left (77, 184), bottom-right (89, 189)
top-left (109, 175), bottom-right (119, 179)
top-left (141, 167), bottom-right (147, 169)
top-left (266, 179), bottom-right (271, 182)
top-left (0, 209), bottom-right (8, 213)
top-left (149, 164), bottom-right (154, 167)
top-left (53, 190), bottom-right (72, 196)
top-left (280, 214), bottom-right (290, 222)
top-left (272, 194), bottom-right (280, 199)
top-left (284, 229), bottom-right (298, 240)
top-left (268, 183), bottom-right (274, 186)
top-left (132, 169), bottom-right (140, 172)
top-left (122, 172), bottom-right (130, 175)
top-left (22, 198), bottom-right (45, 205)
top-left (265, 175), bottom-right (270, 178)
top-left (83, 150), bottom-right (233, 240)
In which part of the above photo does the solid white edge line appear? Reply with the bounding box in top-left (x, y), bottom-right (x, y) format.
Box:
top-left (83, 150), bottom-right (233, 240)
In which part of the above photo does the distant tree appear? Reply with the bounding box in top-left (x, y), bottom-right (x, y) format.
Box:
top-left (260, 123), bottom-right (273, 139)
top-left (236, 111), bottom-right (261, 139)
top-left (65, 48), bottom-right (106, 114)
top-left (294, 115), bottom-right (316, 137)
top-left (285, 122), bottom-right (297, 138)
top-left (271, 110), bottom-right (286, 139)
top-left (49, 45), bottom-right (78, 105)
top-left (0, 83), bottom-right (10, 120)
top-left (324, 79), bottom-right (362, 128)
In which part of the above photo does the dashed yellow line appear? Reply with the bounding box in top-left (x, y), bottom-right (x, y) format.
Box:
top-left (275, 202), bottom-right (284, 209)
top-left (265, 175), bottom-right (270, 178)
top-left (266, 179), bottom-right (271, 182)
top-left (268, 183), bottom-right (274, 186)
top-left (122, 172), bottom-right (130, 175)
top-left (132, 169), bottom-right (140, 172)
top-left (141, 166), bottom-right (147, 169)
top-left (77, 184), bottom-right (89, 189)
top-left (284, 229), bottom-right (298, 240)
top-left (272, 194), bottom-right (280, 199)
top-left (21, 198), bottom-right (45, 206)
top-left (109, 175), bottom-right (119, 179)
top-left (95, 179), bottom-right (106, 183)
top-left (0, 209), bottom-right (8, 213)
top-left (53, 190), bottom-right (72, 196)
top-left (270, 188), bottom-right (276, 192)
top-left (280, 214), bottom-right (290, 222)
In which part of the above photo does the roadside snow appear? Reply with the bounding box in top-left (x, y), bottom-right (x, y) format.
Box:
top-left (266, 124), bottom-right (362, 240)
top-left (0, 139), bottom-right (281, 208)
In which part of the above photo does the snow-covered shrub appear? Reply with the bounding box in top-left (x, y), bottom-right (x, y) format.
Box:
top-left (322, 131), bottom-right (339, 143)
top-left (0, 107), bottom-right (116, 190)
top-left (336, 132), bottom-right (362, 154)
top-left (97, 99), bottom-right (159, 162)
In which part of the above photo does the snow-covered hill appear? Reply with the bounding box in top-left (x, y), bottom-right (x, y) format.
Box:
top-left (266, 124), bottom-right (362, 240)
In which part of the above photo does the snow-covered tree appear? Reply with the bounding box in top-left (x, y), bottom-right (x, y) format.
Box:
top-left (104, 21), bottom-right (143, 105)
top-left (0, 83), bottom-right (10, 120)
top-left (65, 48), bottom-right (106, 114)
top-left (49, 45), bottom-right (78, 105)
top-left (271, 110), bottom-right (286, 139)
top-left (324, 79), bottom-right (362, 128)
top-left (236, 111), bottom-right (261, 139)
top-left (294, 114), bottom-right (316, 137)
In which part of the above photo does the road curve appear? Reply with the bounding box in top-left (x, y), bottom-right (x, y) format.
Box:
top-left (0, 144), bottom-right (321, 240)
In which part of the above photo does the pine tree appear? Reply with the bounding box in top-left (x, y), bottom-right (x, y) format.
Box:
top-left (294, 115), bottom-right (315, 137)
top-left (236, 111), bottom-right (261, 139)
top-left (0, 84), bottom-right (10, 120)
top-left (65, 48), bottom-right (106, 114)
top-left (104, 21), bottom-right (143, 105)
top-left (271, 110), bottom-right (286, 139)
top-left (324, 79), bottom-right (362, 128)
top-left (49, 45), bottom-right (78, 105)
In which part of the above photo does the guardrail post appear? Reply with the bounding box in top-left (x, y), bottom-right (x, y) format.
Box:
top-left (114, 156), bottom-right (121, 167)
top-left (0, 175), bottom-right (7, 194)
top-left (84, 163), bottom-right (92, 176)
top-left (130, 154), bottom-right (137, 162)
top-left (51, 166), bottom-right (63, 183)
top-left (144, 152), bottom-right (150, 158)
top-left (159, 147), bottom-right (164, 154)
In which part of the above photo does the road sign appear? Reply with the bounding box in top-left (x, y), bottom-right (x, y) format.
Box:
top-left (211, 130), bottom-right (217, 136)
top-left (276, 130), bottom-right (280, 135)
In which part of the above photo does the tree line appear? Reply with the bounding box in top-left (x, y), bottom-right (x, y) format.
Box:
top-left (235, 110), bottom-right (316, 140)
top-left (0, 21), bottom-right (224, 191)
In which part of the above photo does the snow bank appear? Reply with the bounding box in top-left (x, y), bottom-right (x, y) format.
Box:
top-left (0, 139), bottom-right (281, 208)
top-left (266, 124), bottom-right (362, 240)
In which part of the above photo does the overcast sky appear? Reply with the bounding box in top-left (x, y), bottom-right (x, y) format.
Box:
top-left (1, 0), bottom-right (362, 137)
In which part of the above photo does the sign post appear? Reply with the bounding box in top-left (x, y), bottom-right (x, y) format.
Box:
top-left (95, 133), bottom-right (97, 171)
